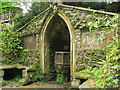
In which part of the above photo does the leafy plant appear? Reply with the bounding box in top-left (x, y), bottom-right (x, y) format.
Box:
top-left (9, 58), bottom-right (24, 65)
top-left (82, 13), bottom-right (119, 88)
top-left (56, 72), bottom-right (69, 83)
top-left (56, 73), bottom-right (63, 83)
top-left (4, 80), bottom-right (10, 85)
top-left (1, 25), bottom-right (23, 65)
top-left (13, 76), bottom-right (21, 82)
top-left (33, 66), bottom-right (43, 82)
top-left (79, 13), bottom-right (119, 88)
top-left (4, 76), bottom-right (21, 85)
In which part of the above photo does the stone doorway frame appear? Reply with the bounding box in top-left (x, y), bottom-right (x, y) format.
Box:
top-left (40, 11), bottom-right (76, 80)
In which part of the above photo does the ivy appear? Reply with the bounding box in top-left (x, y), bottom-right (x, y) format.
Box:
top-left (1, 24), bottom-right (23, 65)
top-left (33, 66), bottom-right (43, 82)
top-left (82, 13), bottom-right (119, 88)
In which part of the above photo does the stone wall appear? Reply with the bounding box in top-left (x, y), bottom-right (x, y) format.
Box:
top-left (18, 7), bottom-right (52, 36)
top-left (76, 49), bottom-right (106, 72)
top-left (18, 4), bottom-right (118, 72)
top-left (18, 7), bottom-right (53, 67)
top-left (20, 49), bottom-right (40, 67)
top-left (58, 4), bottom-right (117, 73)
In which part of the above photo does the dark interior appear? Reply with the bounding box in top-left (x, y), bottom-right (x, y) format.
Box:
top-left (4, 68), bottom-right (22, 80)
top-left (45, 15), bottom-right (70, 81)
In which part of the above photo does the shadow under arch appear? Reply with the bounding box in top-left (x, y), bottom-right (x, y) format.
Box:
top-left (40, 11), bottom-right (76, 80)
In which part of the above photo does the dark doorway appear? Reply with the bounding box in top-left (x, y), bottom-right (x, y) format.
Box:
top-left (44, 15), bottom-right (70, 82)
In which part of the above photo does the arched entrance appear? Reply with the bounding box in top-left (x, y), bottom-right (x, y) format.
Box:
top-left (40, 12), bottom-right (76, 81)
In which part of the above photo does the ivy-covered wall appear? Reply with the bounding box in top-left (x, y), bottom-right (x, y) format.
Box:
top-left (18, 7), bottom-right (52, 36)
top-left (18, 3), bottom-right (118, 74)
top-left (18, 7), bottom-right (53, 67)
top-left (58, 4), bottom-right (118, 73)
top-left (76, 49), bottom-right (106, 72)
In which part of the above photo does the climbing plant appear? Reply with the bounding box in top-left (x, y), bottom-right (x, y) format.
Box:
top-left (1, 2), bottom-right (20, 14)
top-left (79, 13), bottom-right (119, 88)
top-left (1, 24), bottom-right (23, 64)
top-left (33, 66), bottom-right (43, 82)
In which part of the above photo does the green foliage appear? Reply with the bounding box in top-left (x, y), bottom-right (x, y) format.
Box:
top-left (4, 76), bottom-right (21, 85)
top-left (33, 88), bottom-right (37, 90)
top-left (87, 14), bottom-right (118, 32)
top-left (1, 2), bottom-right (20, 15)
top-left (13, 2), bottom-right (49, 29)
top-left (13, 76), bottom-right (21, 82)
top-left (42, 72), bottom-right (56, 82)
top-left (29, 2), bottom-right (48, 16)
top-left (4, 80), bottom-right (10, 85)
top-left (9, 58), bottom-right (24, 65)
top-left (63, 2), bottom-right (120, 13)
top-left (33, 66), bottom-right (43, 82)
top-left (56, 71), bottom-right (68, 83)
top-left (13, 13), bottom-right (33, 29)
top-left (1, 25), bottom-right (23, 64)
top-left (56, 72), bottom-right (64, 83)
top-left (80, 13), bottom-right (119, 88)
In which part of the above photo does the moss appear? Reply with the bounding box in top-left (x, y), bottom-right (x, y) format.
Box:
top-left (76, 49), bottom-right (106, 72)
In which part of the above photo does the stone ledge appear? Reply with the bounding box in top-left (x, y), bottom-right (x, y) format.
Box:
top-left (0, 65), bottom-right (36, 71)
top-left (0, 65), bottom-right (17, 69)
top-left (73, 72), bottom-right (93, 79)
top-left (58, 4), bottom-right (118, 16)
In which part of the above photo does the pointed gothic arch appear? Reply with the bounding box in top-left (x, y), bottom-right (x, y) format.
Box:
top-left (40, 11), bottom-right (76, 80)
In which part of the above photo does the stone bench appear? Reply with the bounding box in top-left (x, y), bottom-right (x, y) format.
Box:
top-left (0, 65), bottom-right (36, 87)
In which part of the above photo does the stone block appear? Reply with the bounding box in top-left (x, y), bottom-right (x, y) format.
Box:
top-left (73, 72), bottom-right (91, 79)
top-left (79, 79), bottom-right (97, 89)
top-left (71, 79), bottom-right (81, 88)
top-left (22, 70), bottom-right (27, 78)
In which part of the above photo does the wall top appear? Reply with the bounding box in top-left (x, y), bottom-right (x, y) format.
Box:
top-left (18, 3), bottom-right (118, 32)
top-left (58, 4), bottom-right (118, 16)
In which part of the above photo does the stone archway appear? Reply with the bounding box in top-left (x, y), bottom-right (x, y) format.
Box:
top-left (40, 11), bottom-right (76, 81)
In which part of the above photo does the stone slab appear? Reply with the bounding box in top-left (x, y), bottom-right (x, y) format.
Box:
top-left (0, 65), bottom-right (17, 69)
top-left (73, 72), bottom-right (93, 79)
top-left (22, 70), bottom-right (28, 78)
top-left (79, 79), bottom-right (97, 89)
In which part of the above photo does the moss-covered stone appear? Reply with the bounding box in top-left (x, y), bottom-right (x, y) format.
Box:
top-left (79, 79), bottom-right (97, 88)
top-left (71, 79), bottom-right (81, 88)
top-left (76, 49), bottom-right (106, 72)
top-left (16, 4), bottom-right (118, 85)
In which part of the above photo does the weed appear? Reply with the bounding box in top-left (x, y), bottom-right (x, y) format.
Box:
top-left (33, 66), bottom-right (43, 82)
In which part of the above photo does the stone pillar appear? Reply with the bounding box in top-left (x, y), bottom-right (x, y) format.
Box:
top-left (0, 70), bottom-right (4, 87)
top-left (22, 70), bottom-right (28, 79)
top-left (19, 70), bottom-right (28, 86)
